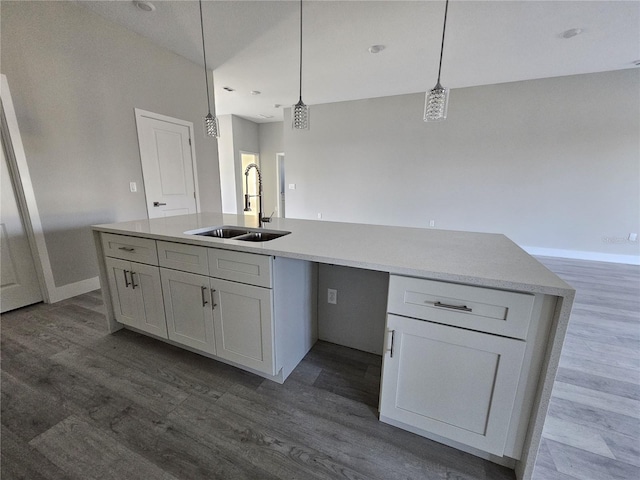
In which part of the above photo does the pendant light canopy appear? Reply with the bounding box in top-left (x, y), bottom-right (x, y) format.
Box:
top-left (199, 0), bottom-right (219, 138)
top-left (424, 0), bottom-right (450, 122)
top-left (292, 0), bottom-right (309, 130)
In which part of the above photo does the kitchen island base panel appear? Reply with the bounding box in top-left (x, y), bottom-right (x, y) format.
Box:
top-left (117, 323), bottom-right (290, 384)
top-left (379, 414), bottom-right (518, 470)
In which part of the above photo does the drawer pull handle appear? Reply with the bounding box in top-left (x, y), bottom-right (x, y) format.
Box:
top-left (210, 289), bottom-right (217, 309)
top-left (434, 301), bottom-right (472, 312)
top-left (123, 270), bottom-right (130, 288)
top-left (119, 247), bottom-right (135, 252)
top-left (130, 272), bottom-right (137, 290)
top-left (201, 286), bottom-right (209, 307)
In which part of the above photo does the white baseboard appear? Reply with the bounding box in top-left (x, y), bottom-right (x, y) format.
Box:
top-left (49, 276), bottom-right (101, 303)
top-left (521, 246), bottom-right (640, 266)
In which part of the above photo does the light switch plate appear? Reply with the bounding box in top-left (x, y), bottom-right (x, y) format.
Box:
top-left (327, 288), bottom-right (337, 304)
top-left (288, 183), bottom-right (296, 190)
top-left (129, 182), bottom-right (137, 193)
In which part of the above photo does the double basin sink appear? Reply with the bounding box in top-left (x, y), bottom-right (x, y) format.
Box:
top-left (184, 225), bottom-right (291, 242)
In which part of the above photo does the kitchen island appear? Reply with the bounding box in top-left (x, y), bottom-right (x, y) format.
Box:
top-left (92, 212), bottom-right (575, 480)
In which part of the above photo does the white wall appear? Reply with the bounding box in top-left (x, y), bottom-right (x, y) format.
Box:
top-left (1, 1), bottom-right (223, 293)
top-left (283, 69), bottom-right (640, 263)
top-left (259, 122), bottom-right (284, 217)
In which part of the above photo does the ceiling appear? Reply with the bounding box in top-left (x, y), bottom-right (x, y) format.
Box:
top-left (78, 0), bottom-right (640, 123)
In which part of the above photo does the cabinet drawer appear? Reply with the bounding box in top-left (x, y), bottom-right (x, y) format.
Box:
top-left (102, 233), bottom-right (158, 265)
top-left (387, 275), bottom-right (534, 339)
top-left (157, 241), bottom-right (209, 275)
top-left (208, 248), bottom-right (272, 288)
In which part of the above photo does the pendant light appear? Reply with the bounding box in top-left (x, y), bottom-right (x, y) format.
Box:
top-left (292, 0), bottom-right (309, 129)
top-left (424, 0), bottom-right (450, 122)
top-left (199, 0), bottom-right (219, 138)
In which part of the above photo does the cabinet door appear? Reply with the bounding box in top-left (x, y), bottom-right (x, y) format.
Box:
top-left (211, 278), bottom-right (275, 375)
top-left (380, 314), bottom-right (526, 456)
top-left (130, 261), bottom-right (167, 339)
top-left (161, 268), bottom-right (215, 355)
top-left (105, 257), bottom-right (138, 328)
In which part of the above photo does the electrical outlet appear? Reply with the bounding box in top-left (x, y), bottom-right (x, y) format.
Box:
top-left (129, 182), bottom-right (137, 193)
top-left (429, 220), bottom-right (435, 227)
top-left (327, 288), bottom-right (337, 304)
top-left (288, 183), bottom-right (296, 190)
top-left (629, 233), bottom-right (638, 242)
top-left (317, 213), bottom-right (322, 219)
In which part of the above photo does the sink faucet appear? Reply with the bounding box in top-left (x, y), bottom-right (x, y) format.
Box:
top-left (243, 163), bottom-right (271, 227)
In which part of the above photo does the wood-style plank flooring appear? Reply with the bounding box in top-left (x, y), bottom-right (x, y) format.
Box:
top-left (533, 257), bottom-right (640, 480)
top-left (1, 257), bottom-right (638, 479)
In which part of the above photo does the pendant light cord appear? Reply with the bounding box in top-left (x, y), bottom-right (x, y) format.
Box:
top-left (298, 0), bottom-right (303, 101)
top-left (199, 0), bottom-right (212, 113)
top-left (436, 0), bottom-right (449, 85)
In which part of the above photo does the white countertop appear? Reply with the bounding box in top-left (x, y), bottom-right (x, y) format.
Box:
top-left (93, 213), bottom-right (574, 297)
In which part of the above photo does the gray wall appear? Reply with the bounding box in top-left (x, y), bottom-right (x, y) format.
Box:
top-left (217, 115), bottom-right (260, 214)
top-left (317, 264), bottom-right (388, 355)
top-left (258, 122), bottom-right (284, 217)
top-left (2, 1), bottom-right (222, 287)
top-left (217, 115), bottom-right (237, 213)
top-left (231, 115), bottom-right (260, 215)
top-left (283, 69), bottom-right (640, 259)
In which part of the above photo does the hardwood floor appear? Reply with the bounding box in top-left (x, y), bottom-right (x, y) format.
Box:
top-left (533, 257), bottom-right (640, 480)
top-left (1, 257), bottom-right (638, 479)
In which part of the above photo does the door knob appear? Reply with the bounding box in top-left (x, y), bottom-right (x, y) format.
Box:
top-left (153, 201), bottom-right (167, 207)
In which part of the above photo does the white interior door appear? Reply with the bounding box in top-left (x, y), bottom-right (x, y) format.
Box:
top-left (135, 109), bottom-right (199, 219)
top-left (0, 137), bottom-right (42, 312)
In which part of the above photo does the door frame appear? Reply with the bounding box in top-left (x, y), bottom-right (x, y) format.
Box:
top-left (134, 108), bottom-right (201, 218)
top-left (276, 152), bottom-right (285, 218)
top-left (0, 74), bottom-right (51, 302)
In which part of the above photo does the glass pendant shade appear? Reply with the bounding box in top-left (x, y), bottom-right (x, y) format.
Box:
top-left (204, 112), bottom-right (219, 138)
top-left (292, 98), bottom-right (309, 130)
top-left (424, 83), bottom-right (450, 122)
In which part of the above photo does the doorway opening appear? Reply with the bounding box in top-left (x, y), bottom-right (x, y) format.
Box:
top-left (276, 153), bottom-right (285, 218)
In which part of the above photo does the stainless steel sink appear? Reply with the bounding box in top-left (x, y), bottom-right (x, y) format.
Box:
top-left (184, 225), bottom-right (290, 242)
top-left (234, 231), bottom-right (290, 242)
top-left (190, 226), bottom-right (251, 238)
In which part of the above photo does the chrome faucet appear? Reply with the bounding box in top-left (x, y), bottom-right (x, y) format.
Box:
top-left (243, 163), bottom-right (271, 227)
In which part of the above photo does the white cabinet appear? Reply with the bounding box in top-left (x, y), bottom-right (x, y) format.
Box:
top-left (212, 278), bottom-right (275, 375)
top-left (381, 274), bottom-right (534, 459)
top-left (208, 248), bottom-right (273, 288)
top-left (101, 233), bottom-right (158, 266)
top-left (98, 233), bottom-right (316, 383)
top-left (380, 313), bottom-right (525, 456)
top-left (160, 257), bottom-right (276, 375)
top-left (104, 257), bottom-right (167, 338)
top-left (160, 268), bottom-right (216, 355)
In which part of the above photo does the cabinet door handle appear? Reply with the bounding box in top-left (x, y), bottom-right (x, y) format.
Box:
top-left (210, 289), bottom-right (217, 309)
top-left (388, 329), bottom-right (395, 358)
top-left (434, 301), bottom-right (472, 313)
top-left (153, 201), bottom-right (167, 207)
top-left (123, 270), bottom-right (130, 288)
top-left (130, 272), bottom-right (137, 290)
top-left (118, 246), bottom-right (135, 252)
top-left (201, 286), bottom-right (209, 307)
